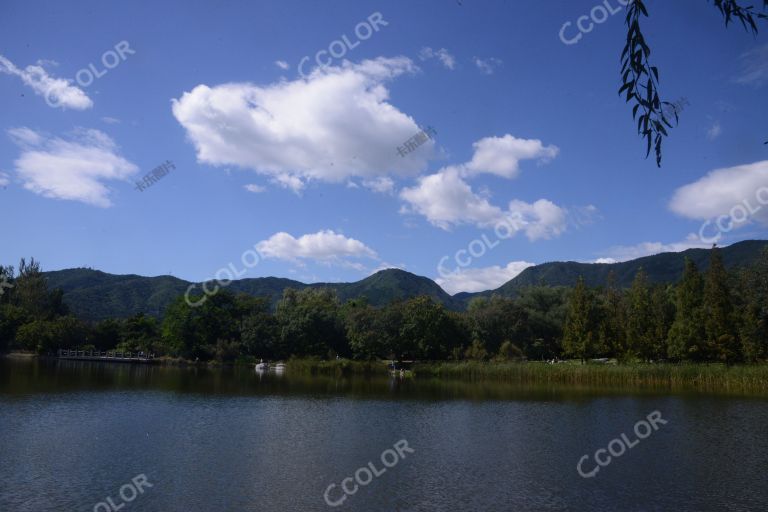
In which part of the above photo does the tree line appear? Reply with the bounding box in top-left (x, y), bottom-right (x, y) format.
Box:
top-left (1, 247), bottom-right (766, 364)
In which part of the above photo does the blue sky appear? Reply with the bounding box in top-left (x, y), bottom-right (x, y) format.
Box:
top-left (1, 0), bottom-right (767, 294)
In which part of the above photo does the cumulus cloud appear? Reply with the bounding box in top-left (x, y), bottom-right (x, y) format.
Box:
top-left (436, 261), bottom-right (535, 295)
top-left (398, 132), bottom-right (566, 240)
top-left (275, 60), bottom-right (290, 70)
top-left (474, 57), bottom-right (502, 75)
top-left (734, 43), bottom-right (768, 87)
top-left (400, 167), bottom-right (503, 229)
top-left (256, 230), bottom-right (377, 266)
top-left (465, 134), bottom-right (559, 179)
top-left (7, 127), bottom-right (138, 207)
top-left (362, 176), bottom-right (395, 194)
top-left (419, 47), bottom-right (456, 70)
top-left (598, 234), bottom-right (709, 262)
top-left (0, 54), bottom-right (92, 110)
top-left (669, 160), bottom-right (768, 229)
top-left (244, 184), bottom-right (265, 193)
top-left (172, 57), bottom-right (432, 189)
top-left (271, 174), bottom-right (305, 194)
top-left (399, 168), bottom-right (567, 240)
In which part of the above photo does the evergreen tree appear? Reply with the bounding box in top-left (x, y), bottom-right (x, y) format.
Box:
top-left (649, 285), bottom-right (674, 361)
top-left (562, 277), bottom-right (601, 361)
top-left (737, 249), bottom-right (768, 362)
top-left (598, 271), bottom-right (627, 358)
top-left (668, 258), bottom-right (706, 361)
top-left (703, 246), bottom-right (740, 363)
top-left (627, 269), bottom-right (655, 361)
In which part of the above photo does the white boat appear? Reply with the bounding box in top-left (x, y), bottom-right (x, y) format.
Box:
top-left (255, 359), bottom-right (269, 371)
top-left (271, 363), bottom-right (286, 372)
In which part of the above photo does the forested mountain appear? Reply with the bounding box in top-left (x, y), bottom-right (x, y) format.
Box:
top-left (42, 240), bottom-right (767, 321)
top-left (486, 240), bottom-right (768, 297)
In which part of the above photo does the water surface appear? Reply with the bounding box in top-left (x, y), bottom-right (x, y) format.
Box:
top-left (1, 358), bottom-right (766, 511)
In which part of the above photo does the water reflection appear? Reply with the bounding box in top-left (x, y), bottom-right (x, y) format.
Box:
top-left (2, 357), bottom-right (761, 402)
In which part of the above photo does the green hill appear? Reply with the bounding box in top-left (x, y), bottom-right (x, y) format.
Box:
top-left (489, 240), bottom-right (768, 298)
top-left (43, 240), bottom-right (767, 321)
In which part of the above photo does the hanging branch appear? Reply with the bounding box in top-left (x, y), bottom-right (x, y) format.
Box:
top-left (620, 0), bottom-right (673, 167)
top-left (620, 0), bottom-right (767, 166)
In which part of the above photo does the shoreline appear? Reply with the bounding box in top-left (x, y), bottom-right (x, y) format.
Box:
top-left (5, 353), bottom-right (768, 395)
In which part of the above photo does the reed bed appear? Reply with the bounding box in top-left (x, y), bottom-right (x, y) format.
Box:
top-left (411, 361), bottom-right (768, 395)
top-left (286, 358), bottom-right (388, 377)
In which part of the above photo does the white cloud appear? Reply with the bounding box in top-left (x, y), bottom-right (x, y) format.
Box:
top-left (275, 60), bottom-right (290, 70)
top-left (256, 230), bottom-right (377, 266)
top-left (362, 176), bottom-right (395, 194)
top-left (7, 127), bottom-right (138, 207)
top-left (172, 57), bottom-right (431, 188)
top-left (101, 117), bottom-right (121, 125)
top-left (398, 133), bottom-right (566, 240)
top-left (419, 47), bottom-right (456, 70)
top-left (436, 261), bottom-right (535, 294)
top-left (706, 121), bottom-right (722, 140)
top-left (244, 183), bottom-right (265, 193)
top-left (509, 199), bottom-right (568, 240)
top-left (399, 167), bottom-right (567, 240)
top-left (669, 160), bottom-right (768, 228)
top-left (400, 167), bottom-right (503, 229)
top-left (735, 43), bottom-right (768, 87)
top-left (598, 234), bottom-right (709, 262)
top-left (0, 54), bottom-right (92, 110)
top-left (0, 171), bottom-right (9, 187)
top-left (474, 57), bottom-right (502, 75)
top-left (271, 173), bottom-right (305, 194)
top-left (465, 134), bottom-right (559, 179)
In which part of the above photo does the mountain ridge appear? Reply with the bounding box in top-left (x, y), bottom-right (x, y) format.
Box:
top-left (42, 240), bottom-right (767, 321)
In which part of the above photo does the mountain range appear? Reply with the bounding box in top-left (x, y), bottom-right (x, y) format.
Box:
top-left (42, 240), bottom-right (767, 321)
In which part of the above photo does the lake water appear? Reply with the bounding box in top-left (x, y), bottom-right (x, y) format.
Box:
top-left (1, 358), bottom-right (767, 511)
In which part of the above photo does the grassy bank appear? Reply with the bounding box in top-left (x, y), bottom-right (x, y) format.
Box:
top-left (411, 361), bottom-right (768, 394)
top-left (286, 358), bottom-right (390, 376)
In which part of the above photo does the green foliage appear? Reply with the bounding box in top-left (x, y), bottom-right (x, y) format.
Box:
top-left (626, 269), bottom-right (655, 360)
top-left (240, 298), bottom-right (279, 358)
top-left (668, 258), bottom-right (706, 361)
top-left (467, 296), bottom-right (528, 355)
top-left (563, 277), bottom-right (603, 360)
top-left (14, 316), bottom-right (86, 354)
top-left (3, 246), bottom-right (768, 365)
top-left (704, 246), bottom-right (739, 363)
top-left (399, 296), bottom-right (458, 360)
top-left (276, 288), bottom-right (347, 358)
top-left (620, 0), bottom-right (767, 166)
top-left (464, 339), bottom-right (488, 361)
top-left (494, 340), bottom-right (524, 362)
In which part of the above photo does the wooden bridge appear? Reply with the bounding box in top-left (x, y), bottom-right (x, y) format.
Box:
top-left (57, 349), bottom-right (157, 364)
